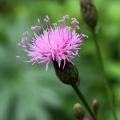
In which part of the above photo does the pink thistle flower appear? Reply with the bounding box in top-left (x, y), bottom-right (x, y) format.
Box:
top-left (17, 15), bottom-right (85, 70)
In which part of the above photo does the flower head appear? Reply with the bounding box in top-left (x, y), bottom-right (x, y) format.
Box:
top-left (17, 15), bottom-right (85, 70)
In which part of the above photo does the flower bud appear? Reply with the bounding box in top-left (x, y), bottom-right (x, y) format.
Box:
top-left (80, 0), bottom-right (98, 31)
top-left (92, 99), bottom-right (99, 114)
top-left (73, 103), bottom-right (85, 119)
top-left (53, 60), bottom-right (80, 86)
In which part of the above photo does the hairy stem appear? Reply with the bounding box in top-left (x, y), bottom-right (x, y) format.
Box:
top-left (72, 84), bottom-right (96, 120)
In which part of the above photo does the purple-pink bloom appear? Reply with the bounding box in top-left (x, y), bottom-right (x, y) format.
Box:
top-left (83, 116), bottom-right (93, 120)
top-left (17, 15), bottom-right (85, 70)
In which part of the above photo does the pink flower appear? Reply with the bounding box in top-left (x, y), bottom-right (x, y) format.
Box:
top-left (17, 15), bottom-right (85, 70)
top-left (83, 116), bottom-right (93, 120)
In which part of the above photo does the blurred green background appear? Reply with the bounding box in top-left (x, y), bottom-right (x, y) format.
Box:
top-left (0, 0), bottom-right (120, 120)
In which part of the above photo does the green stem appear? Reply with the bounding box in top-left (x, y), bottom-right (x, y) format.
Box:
top-left (72, 84), bottom-right (96, 120)
top-left (93, 32), bottom-right (117, 120)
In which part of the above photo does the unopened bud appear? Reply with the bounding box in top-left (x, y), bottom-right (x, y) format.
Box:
top-left (53, 60), bottom-right (80, 85)
top-left (80, 0), bottom-right (98, 31)
top-left (92, 99), bottom-right (99, 114)
top-left (73, 103), bottom-right (85, 119)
